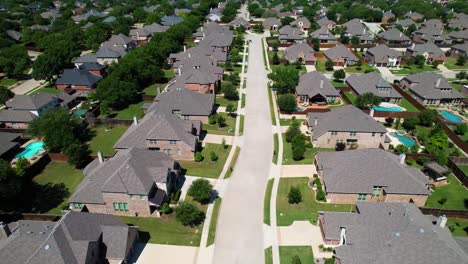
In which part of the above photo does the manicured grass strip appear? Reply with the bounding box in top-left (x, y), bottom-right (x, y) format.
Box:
top-left (279, 246), bottom-right (314, 264)
top-left (204, 113), bottom-right (236, 136)
top-left (179, 144), bottom-right (232, 178)
top-left (120, 215), bottom-right (203, 246)
top-left (88, 125), bottom-right (128, 156)
top-left (390, 65), bottom-right (439, 75)
top-left (207, 197), bottom-right (222, 246)
top-left (30, 87), bottom-right (62, 94)
top-left (265, 247), bottom-right (273, 264)
top-left (262, 38), bottom-right (268, 68)
top-left (33, 161), bottom-right (84, 214)
top-left (224, 146), bottom-right (241, 179)
top-left (344, 91), bottom-right (356, 104)
top-left (280, 119), bottom-right (304, 126)
top-left (239, 115), bottom-right (244, 136)
top-left (447, 219), bottom-right (468, 237)
top-left (264, 179), bottom-right (274, 225)
top-left (282, 133), bottom-right (334, 165)
top-left (425, 174), bottom-right (468, 210)
top-left (0, 78), bottom-right (17, 87)
top-left (241, 93), bottom-right (246, 108)
top-left (216, 96), bottom-right (237, 108)
top-left (273, 133), bottom-right (279, 164)
top-left (268, 86), bottom-right (276, 125)
top-left (400, 98), bottom-right (420, 112)
top-left (277, 177), bottom-right (354, 226)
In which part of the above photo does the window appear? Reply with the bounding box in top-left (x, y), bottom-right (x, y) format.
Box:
top-left (170, 140), bottom-right (177, 145)
top-left (331, 131), bottom-right (338, 135)
top-left (183, 115), bottom-right (190, 120)
top-left (140, 195), bottom-right (146, 200)
top-left (114, 202), bottom-right (129, 212)
top-left (372, 187), bottom-right (382, 197)
top-left (149, 139), bottom-right (157, 144)
top-left (71, 203), bottom-right (83, 209)
top-left (358, 194), bottom-right (367, 201)
top-left (177, 149), bottom-right (181, 155)
top-left (349, 132), bottom-right (357, 136)
top-left (130, 195), bottom-right (137, 200)
top-left (113, 202), bottom-right (119, 211)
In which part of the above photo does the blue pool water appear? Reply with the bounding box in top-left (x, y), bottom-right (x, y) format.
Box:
top-left (72, 109), bottom-right (87, 117)
top-left (390, 132), bottom-right (415, 147)
top-left (439, 110), bottom-right (463, 123)
top-left (16, 141), bottom-right (45, 159)
top-left (293, 106), bottom-right (304, 112)
top-left (373, 105), bottom-right (404, 112)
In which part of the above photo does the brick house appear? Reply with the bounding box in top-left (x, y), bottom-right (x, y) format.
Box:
top-left (290, 17), bottom-right (311, 31)
top-left (365, 44), bottom-right (402, 67)
top-left (306, 105), bottom-right (388, 149)
top-left (114, 111), bottom-right (200, 160)
top-left (405, 43), bottom-right (446, 64)
top-left (381, 11), bottom-right (395, 23)
top-left (55, 63), bottom-right (103, 91)
top-left (168, 68), bottom-right (219, 94)
top-left (315, 149), bottom-right (430, 206)
top-left (295, 71), bottom-right (340, 105)
top-left (316, 17), bottom-right (336, 30)
top-left (278, 25), bottom-right (305, 43)
top-left (377, 28), bottom-right (412, 46)
top-left (323, 45), bottom-right (359, 66)
top-left (449, 43), bottom-right (468, 58)
top-left (284, 43), bottom-right (317, 64)
top-left (346, 72), bottom-right (402, 104)
top-left (70, 148), bottom-right (180, 217)
top-left (309, 26), bottom-right (337, 44)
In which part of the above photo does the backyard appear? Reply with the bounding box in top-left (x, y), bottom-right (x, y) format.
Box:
top-left (425, 174), bottom-right (468, 210)
top-left (179, 143), bottom-right (232, 178)
top-left (400, 98), bottom-right (420, 112)
top-left (88, 125), bottom-right (129, 156)
top-left (276, 177), bottom-right (354, 226)
top-left (282, 133), bottom-right (334, 165)
top-left (444, 57), bottom-right (466, 70)
top-left (280, 246), bottom-right (314, 264)
top-left (204, 113), bottom-right (236, 136)
top-left (447, 219), bottom-right (468, 237)
top-left (104, 101), bottom-right (150, 120)
top-left (344, 63), bottom-right (377, 73)
top-left (143, 69), bottom-right (176, 96)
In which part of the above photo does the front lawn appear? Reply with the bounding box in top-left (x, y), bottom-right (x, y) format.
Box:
top-left (207, 197), bottom-right (222, 246)
top-left (179, 143), bottom-right (232, 178)
top-left (32, 161), bottom-right (84, 214)
top-left (88, 125), bottom-right (128, 156)
top-left (0, 78), bottom-right (17, 87)
top-left (277, 177), bottom-right (354, 226)
top-left (265, 247), bottom-right (273, 264)
top-left (273, 133), bottom-right (279, 164)
top-left (216, 96), bottom-right (237, 108)
top-left (400, 98), bottom-right (420, 112)
top-left (315, 57), bottom-right (333, 73)
top-left (30, 87), bottom-right (62, 95)
top-left (344, 64), bottom-right (377, 73)
top-left (444, 56), bottom-right (466, 70)
top-left (390, 65), bottom-right (439, 75)
top-left (239, 115), bottom-right (244, 135)
top-left (264, 179), bottom-right (274, 225)
top-left (425, 174), bottom-right (468, 210)
top-left (282, 133), bottom-right (334, 165)
top-left (279, 246), bottom-right (314, 264)
top-left (447, 219), bottom-right (468, 237)
top-left (204, 113), bottom-right (236, 136)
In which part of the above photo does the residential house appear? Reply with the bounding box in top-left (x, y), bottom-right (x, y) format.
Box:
top-left (173, 54), bottom-right (224, 80)
top-left (229, 17), bottom-right (250, 30)
top-left (365, 44), bottom-right (402, 67)
top-left (315, 149), bottom-right (430, 205)
top-left (0, 211), bottom-right (139, 264)
top-left (319, 202), bottom-right (468, 263)
top-left (6, 30), bottom-right (21, 41)
top-left (197, 27), bottom-right (234, 52)
top-left (377, 28), bottom-right (412, 46)
top-left (70, 148), bottom-right (179, 217)
top-left (421, 19), bottom-right (445, 30)
top-left (448, 29), bottom-right (468, 42)
top-left (448, 13), bottom-right (468, 30)
top-left (40, 9), bottom-right (61, 19)
top-left (145, 88), bottom-right (215, 123)
top-left (0, 110), bottom-right (37, 129)
top-left (129, 27), bottom-right (151, 45)
top-left (101, 33), bottom-right (135, 52)
top-left (263, 17), bottom-right (281, 31)
top-left (55, 65), bottom-right (103, 91)
top-left (382, 11), bottom-right (395, 23)
top-left (278, 25), bottom-right (305, 43)
top-left (114, 111), bottom-right (200, 160)
top-left (450, 43), bottom-right (468, 58)
top-left (401, 72), bottom-right (464, 105)
top-left (412, 27), bottom-right (451, 45)
top-left (96, 47), bottom-right (127, 64)
top-left (395, 18), bottom-right (416, 30)
top-left (342, 19), bottom-right (374, 44)
top-left (323, 45), bottom-right (359, 66)
top-left (346, 72), bottom-right (402, 104)
top-left (290, 17), bottom-right (311, 31)
top-left (405, 11), bottom-right (424, 21)
top-left (72, 9), bottom-right (104, 23)
top-left (169, 44), bottom-right (227, 65)
top-left (309, 27), bottom-right (337, 43)
top-left (284, 43), bottom-right (316, 64)
top-left (316, 17), bottom-right (336, 31)
top-left (103, 16), bottom-right (116, 24)
top-left (295, 71), bottom-right (340, 105)
top-left (168, 68), bottom-right (219, 94)
top-left (405, 43), bottom-right (446, 64)
top-left (161, 15), bottom-right (183, 26)
top-left (5, 93), bottom-right (75, 116)
top-left (306, 105), bottom-right (388, 149)
top-left (0, 132), bottom-right (21, 160)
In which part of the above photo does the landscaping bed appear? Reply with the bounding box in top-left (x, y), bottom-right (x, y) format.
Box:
top-left (204, 113), bottom-right (236, 136)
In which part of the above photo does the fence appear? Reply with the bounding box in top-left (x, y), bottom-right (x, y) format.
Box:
top-left (280, 108), bottom-right (330, 115)
top-left (419, 208), bottom-right (468, 219)
top-left (447, 157), bottom-right (468, 187)
top-left (85, 118), bottom-right (134, 126)
top-left (48, 152), bottom-right (69, 161)
top-left (0, 128), bottom-right (27, 133)
top-left (0, 212), bottom-right (61, 222)
top-left (142, 94), bottom-right (156, 101)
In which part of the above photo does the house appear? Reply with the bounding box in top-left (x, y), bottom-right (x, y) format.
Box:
top-left (0, 110), bottom-right (37, 129)
top-left (5, 93), bottom-right (75, 116)
top-left (145, 88), bottom-right (215, 123)
top-left (161, 15), bottom-right (183, 26)
top-left (114, 111), bottom-right (200, 160)
top-left (96, 47), bottom-right (127, 64)
top-left (346, 72), bottom-right (402, 104)
top-left (316, 17), bottom-right (336, 31)
top-left (0, 132), bottom-right (21, 160)
top-left (450, 43), bottom-right (468, 58)
top-left (315, 149), bottom-right (430, 205)
top-left (263, 17), bottom-right (281, 31)
top-left (448, 14), bottom-right (468, 30)
top-left (129, 27), bottom-right (152, 45)
top-left (197, 27), bottom-right (234, 52)
top-left (342, 19), bottom-right (374, 44)
top-left (101, 33), bottom-right (135, 51)
top-left (382, 11), bottom-right (395, 23)
top-left (0, 211), bottom-right (139, 264)
top-left (284, 43), bottom-right (316, 64)
top-left (295, 72), bottom-right (340, 105)
top-left (377, 28), bottom-right (412, 46)
top-left (306, 105), bottom-right (388, 149)
top-left (323, 45), bottom-right (359, 66)
top-left (194, 21), bottom-right (229, 40)
top-left (395, 18), bottom-right (416, 30)
top-left (401, 72), bottom-right (464, 106)
top-left (6, 30), bottom-right (21, 41)
top-left (421, 19), bottom-right (445, 30)
top-left (448, 29), bottom-right (468, 42)
top-left (412, 27), bottom-right (451, 45)
top-left (423, 161), bottom-right (450, 185)
top-left (319, 202), bottom-right (468, 263)
top-left (169, 44), bottom-right (227, 65)
top-left (173, 54), bottom-right (224, 80)
top-left (365, 44), bottom-right (402, 67)
top-left (102, 16), bottom-right (116, 24)
top-left (229, 17), bottom-right (250, 30)
top-left (168, 68), bottom-right (219, 94)
top-left (70, 148), bottom-right (179, 217)
top-left (40, 9), bottom-right (61, 19)
top-left (405, 43), bottom-right (446, 64)
top-left (309, 27), bottom-right (337, 43)
top-left (405, 11), bottom-right (424, 21)
top-left (278, 25), bottom-right (305, 43)
top-left (290, 17), bottom-right (311, 31)
top-left (55, 66), bottom-right (102, 91)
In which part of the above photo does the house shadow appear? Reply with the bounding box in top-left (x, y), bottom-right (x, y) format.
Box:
top-left (29, 182), bottom-right (70, 213)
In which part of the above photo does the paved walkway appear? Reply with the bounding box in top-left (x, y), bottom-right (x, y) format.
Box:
top-left (281, 165), bottom-right (316, 177)
top-left (201, 134), bottom-right (234, 146)
top-left (133, 243), bottom-right (199, 264)
top-left (438, 64), bottom-right (457, 79)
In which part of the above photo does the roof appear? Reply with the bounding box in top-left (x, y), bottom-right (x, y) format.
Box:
top-left (71, 148), bottom-right (175, 204)
top-left (396, 18), bottom-right (416, 27)
top-left (403, 72), bottom-right (464, 100)
top-left (295, 71), bottom-right (339, 98)
top-left (323, 45), bottom-right (359, 62)
top-left (309, 26), bottom-right (336, 41)
top-left (55, 68), bottom-right (102, 87)
top-left (168, 69), bottom-right (218, 90)
top-left (102, 16), bottom-right (116, 23)
top-left (449, 30), bottom-right (468, 40)
top-left (161, 15), bottom-right (183, 26)
top-left (284, 43), bottom-right (316, 61)
top-left (316, 149), bottom-right (430, 195)
top-left (279, 25), bottom-right (304, 41)
top-left (114, 111), bottom-right (199, 150)
top-left (405, 11), bottom-right (424, 20)
top-left (147, 88), bottom-right (214, 116)
top-left (263, 17), bottom-right (281, 27)
top-left (0, 109), bottom-right (38, 123)
top-left (290, 16), bottom-right (311, 27)
top-left (6, 30), bottom-right (21, 41)
top-left (74, 54), bottom-right (98, 64)
top-left (317, 17), bottom-right (336, 27)
top-left (96, 47), bottom-right (127, 59)
top-left (0, 132), bottom-right (20, 156)
top-left (366, 45), bottom-right (402, 64)
top-left (101, 34), bottom-right (133, 49)
top-left (6, 92), bottom-right (73, 111)
top-left (321, 202), bottom-right (468, 264)
top-left (229, 17), bottom-right (250, 27)
top-left (378, 28), bottom-right (411, 42)
top-left (383, 11), bottom-right (395, 17)
top-left (422, 19), bottom-right (444, 28)
top-left (346, 72), bottom-right (402, 99)
top-left (451, 43), bottom-right (468, 53)
top-left (423, 161), bottom-right (449, 175)
top-left (306, 105), bottom-right (387, 139)
top-left (407, 43), bottom-right (444, 57)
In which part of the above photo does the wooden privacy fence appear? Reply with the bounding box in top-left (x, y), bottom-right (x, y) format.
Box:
top-left (419, 208), bottom-right (468, 220)
top-left (447, 157), bottom-right (468, 187)
top-left (86, 118), bottom-right (134, 126)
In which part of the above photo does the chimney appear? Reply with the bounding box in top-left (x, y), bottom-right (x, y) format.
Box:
top-left (369, 108), bottom-right (375, 117)
top-left (320, 80), bottom-right (324, 89)
top-left (157, 86), bottom-right (161, 95)
top-left (0, 222), bottom-right (11, 239)
top-left (339, 227), bottom-right (347, 245)
top-left (400, 32), bottom-right (402, 37)
top-left (183, 45), bottom-right (186, 52)
top-left (178, 67), bottom-right (181, 75)
top-left (188, 53), bottom-right (191, 58)
top-left (437, 215), bottom-right (447, 228)
top-left (97, 150), bottom-right (104, 163)
top-left (399, 153), bottom-right (406, 165)
top-left (314, 117), bottom-right (318, 126)
top-left (436, 78), bottom-right (441, 88)
top-left (411, 43), bottom-right (415, 49)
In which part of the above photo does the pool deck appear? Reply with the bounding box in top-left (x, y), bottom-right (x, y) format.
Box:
top-left (386, 128), bottom-right (407, 147)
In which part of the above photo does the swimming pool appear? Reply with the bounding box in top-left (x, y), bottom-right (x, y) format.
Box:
top-left (16, 141), bottom-right (45, 159)
top-left (373, 103), bottom-right (405, 112)
top-left (72, 109), bottom-right (87, 118)
top-left (390, 132), bottom-right (415, 147)
top-left (439, 110), bottom-right (463, 123)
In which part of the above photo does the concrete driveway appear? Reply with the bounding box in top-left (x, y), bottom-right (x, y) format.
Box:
top-left (11, 79), bottom-right (42, 95)
top-left (212, 33), bottom-right (273, 264)
top-left (281, 165), bottom-right (316, 177)
top-left (133, 243), bottom-right (199, 264)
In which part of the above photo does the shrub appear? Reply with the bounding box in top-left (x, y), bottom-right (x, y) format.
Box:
top-left (272, 52), bottom-right (280, 65)
top-left (175, 202), bottom-right (205, 226)
top-left (454, 123), bottom-right (468, 135)
top-left (171, 190), bottom-right (182, 202)
top-left (288, 186), bottom-right (302, 204)
top-left (285, 119), bottom-right (301, 142)
top-left (405, 158), bottom-right (415, 165)
top-left (194, 152), bottom-right (203, 162)
top-left (210, 151), bottom-right (218, 161)
top-left (277, 93), bottom-right (297, 112)
top-left (385, 117), bottom-right (394, 126)
top-left (315, 178), bottom-right (326, 201)
top-left (217, 115), bottom-right (226, 128)
top-left (333, 69), bottom-right (346, 80)
top-left (416, 156), bottom-right (430, 165)
top-left (161, 203), bottom-right (173, 214)
top-left (395, 144), bottom-right (409, 154)
top-left (223, 82), bottom-right (239, 100)
top-left (418, 109), bottom-right (437, 127)
top-left (208, 115), bottom-right (217, 125)
top-left (325, 60), bottom-right (334, 71)
top-left (402, 116), bottom-right (418, 131)
top-left (410, 143), bottom-right (419, 153)
top-left (335, 142), bottom-right (346, 151)
top-left (438, 197), bottom-right (447, 206)
top-left (188, 179), bottom-right (213, 203)
top-left (291, 255), bottom-right (302, 264)
top-left (222, 138), bottom-right (227, 149)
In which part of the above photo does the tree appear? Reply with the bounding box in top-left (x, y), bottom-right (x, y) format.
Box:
top-left (0, 86), bottom-right (14, 104)
top-left (414, 55), bottom-right (426, 68)
top-left (14, 157), bottom-right (30, 177)
top-left (291, 134), bottom-right (306, 161)
top-left (161, 203), bottom-right (173, 214)
top-left (288, 186), bottom-right (302, 204)
top-left (208, 115), bottom-right (217, 125)
top-left (356, 60), bottom-right (363, 70)
top-left (351, 35), bottom-right (360, 45)
top-left (272, 52), bottom-right (280, 65)
top-left (268, 66), bottom-right (299, 94)
top-left (222, 82), bottom-right (239, 100)
top-left (325, 60), bottom-right (334, 71)
top-left (0, 45), bottom-right (30, 77)
top-left (210, 151), bottom-right (218, 161)
top-left (456, 56), bottom-right (466, 66)
top-left (354, 92), bottom-right (382, 109)
top-left (291, 255), bottom-right (302, 264)
top-left (188, 179), bottom-right (213, 203)
top-left (456, 71), bottom-right (467, 80)
top-left (285, 118), bottom-right (302, 142)
top-left (333, 69), bottom-right (346, 80)
top-left (385, 117), bottom-right (394, 127)
top-left (194, 152), bottom-right (203, 162)
top-left (222, 138), bottom-right (227, 149)
top-left (0, 159), bottom-right (23, 209)
top-left (432, 61), bottom-right (439, 68)
top-left (341, 36), bottom-right (350, 44)
top-left (216, 115), bottom-right (226, 128)
top-left (395, 144), bottom-right (409, 154)
top-left (454, 123), bottom-right (468, 135)
top-left (226, 103), bottom-right (236, 117)
top-left (277, 94), bottom-right (297, 112)
top-left (64, 143), bottom-right (90, 169)
top-left (312, 38), bottom-right (320, 52)
top-left (418, 109), bottom-right (437, 127)
top-left (410, 143), bottom-right (420, 153)
top-left (175, 202), bottom-right (205, 226)
top-left (281, 16), bottom-right (295, 26)
top-left (402, 116), bottom-right (419, 131)
top-left (252, 23), bottom-right (264, 33)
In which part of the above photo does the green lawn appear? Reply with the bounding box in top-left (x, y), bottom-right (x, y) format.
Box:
top-left (268, 87), bottom-right (276, 124)
top-left (280, 119), bottom-right (304, 126)
top-left (30, 87), bottom-right (62, 95)
top-left (112, 101), bottom-right (149, 120)
top-left (0, 78), bottom-right (17, 87)
top-left (264, 179), bottom-right (274, 225)
top-left (344, 91), bottom-right (356, 104)
top-left (143, 70), bottom-right (175, 95)
top-left (207, 197), bottom-right (222, 246)
top-left (444, 57), bottom-right (466, 70)
top-left (331, 80), bottom-right (346, 88)
top-left (239, 115), bottom-right (244, 136)
top-left (279, 246), bottom-right (314, 264)
top-left (88, 125), bottom-right (128, 156)
top-left (241, 93), bottom-right (246, 108)
top-left (447, 219), bottom-right (468, 237)
top-left (344, 64), bottom-right (377, 73)
top-left (204, 113), bottom-right (236, 136)
top-left (262, 39), bottom-right (268, 68)
top-left (265, 247), bottom-right (273, 264)
top-left (458, 165), bottom-right (468, 175)
top-left (277, 177), bottom-right (354, 226)
top-left (273, 133), bottom-right (279, 164)
top-left (179, 143), bottom-right (232, 178)
top-left (216, 96), bottom-right (237, 108)
top-left (391, 65), bottom-right (439, 75)
top-left (400, 98), bottom-right (420, 112)
top-left (282, 134), bottom-right (334, 165)
top-left (33, 161), bottom-right (84, 214)
top-left (120, 214), bottom-right (203, 246)
top-left (425, 174), bottom-right (468, 210)
top-left (224, 146), bottom-right (241, 179)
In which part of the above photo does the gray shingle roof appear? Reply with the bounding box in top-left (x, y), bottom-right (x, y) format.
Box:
top-left (263, 17), bottom-right (281, 28)
top-left (378, 28), bottom-right (411, 42)
top-left (147, 88), bottom-right (214, 116)
top-left (407, 43), bottom-right (444, 57)
top-left (0, 109), bottom-right (38, 122)
top-left (366, 44), bottom-right (401, 64)
top-left (321, 202), bottom-right (468, 264)
top-left (316, 149), bottom-right (429, 195)
top-left (323, 45), bottom-right (359, 62)
top-left (317, 17), bottom-right (336, 27)
top-left (449, 29), bottom-right (468, 40)
top-left (395, 18), bottom-right (416, 28)
top-left (74, 54), bottom-right (98, 64)
top-left (346, 72), bottom-right (402, 99)
top-left (284, 43), bottom-right (316, 61)
top-left (279, 25), bottom-right (304, 41)
top-left (6, 30), bottom-right (21, 41)
top-left (403, 72), bottom-right (464, 100)
top-left (309, 26), bottom-right (336, 41)
top-left (451, 42), bottom-right (468, 53)
top-left (5, 93), bottom-right (73, 111)
top-left (306, 105), bottom-right (387, 140)
top-left (290, 16), bottom-right (311, 27)
top-left (168, 68), bottom-right (218, 90)
top-left (96, 47), bottom-right (127, 59)
top-left (55, 68), bottom-right (102, 87)
top-left (161, 15), bottom-right (183, 26)
top-left (295, 71), bottom-right (339, 98)
top-left (0, 132), bottom-right (20, 157)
